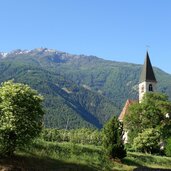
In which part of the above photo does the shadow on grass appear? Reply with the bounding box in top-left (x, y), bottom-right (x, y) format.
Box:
top-left (122, 153), bottom-right (171, 171)
top-left (133, 167), bottom-right (171, 171)
top-left (0, 154), bottom-right (98, 171)
top-left (122, 158), bottom-right (142, 167)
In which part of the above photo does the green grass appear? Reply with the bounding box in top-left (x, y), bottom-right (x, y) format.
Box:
top-left (0, 139), bottom-right (171, 171)
top-left (123, 152), bottom-right (171, 169)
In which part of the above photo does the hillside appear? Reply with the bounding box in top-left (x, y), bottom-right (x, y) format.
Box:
top-left (0, 48), bottom-right (171, 128)
top-left (0, 50), bottom-right (118, 129)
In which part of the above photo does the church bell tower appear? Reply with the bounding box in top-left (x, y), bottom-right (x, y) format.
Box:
top-left (139, 51), bottom-right (157, 102)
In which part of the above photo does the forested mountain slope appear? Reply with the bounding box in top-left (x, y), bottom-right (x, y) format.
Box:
top-left (0, 48), bottom-right (171, 128)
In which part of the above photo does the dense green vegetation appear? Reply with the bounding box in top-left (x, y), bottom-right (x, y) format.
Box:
top-left (124, 93), bottom-right (171, 155)
top-left (132, 128), bottom-right (161, 153)
top-left (1, 48), bottom-right (171, 128)
top-left (165, 137), bottom-right (171, 157)
top-left (0, 81), bottom-right (44, 156)
top-left (102, 116), bottom-right (126, 159)
top-left (41, 128), bottom-right (102, 145)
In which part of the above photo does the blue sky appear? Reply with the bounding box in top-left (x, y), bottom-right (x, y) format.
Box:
top-left (0, 0), bottom-right (171, 73)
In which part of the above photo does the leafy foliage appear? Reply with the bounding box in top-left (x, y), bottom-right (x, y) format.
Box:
top-left (124, 93), bottom-right (171, 144)
top-left (0, 80), bottom-right (44, 156)
top-left (132, 128), bottom-right (161, 153)
top-left (102, 116), bottom-right (126, 159)
top-left (165, 137), bottom-right (171, 157)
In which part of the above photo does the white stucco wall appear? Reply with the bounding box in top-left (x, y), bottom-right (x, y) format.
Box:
top-left (139, 81), bottom-right (156, 102)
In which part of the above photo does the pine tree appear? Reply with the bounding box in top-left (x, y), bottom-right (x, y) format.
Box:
top-left (102, 116), bottom-right (126, 159)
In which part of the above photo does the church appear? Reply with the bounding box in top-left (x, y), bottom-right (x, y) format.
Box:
top-left (118, 51), bottom-right (157, 142)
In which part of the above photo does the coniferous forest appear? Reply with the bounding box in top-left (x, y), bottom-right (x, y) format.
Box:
top-left (0, 48), bottom-right (171, 129)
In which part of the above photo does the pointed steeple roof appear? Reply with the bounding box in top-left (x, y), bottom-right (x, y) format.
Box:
top-left (139, 51), bottom-right (157, 83)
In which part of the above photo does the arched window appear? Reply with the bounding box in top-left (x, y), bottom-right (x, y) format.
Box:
top-left (141, 85), bottom-right (144, 93)
top-left (149, 84), bottom-right (153, 92)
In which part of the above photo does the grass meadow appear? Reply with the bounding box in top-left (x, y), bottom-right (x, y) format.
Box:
top-left (0, 139), bottom-right (171, 171)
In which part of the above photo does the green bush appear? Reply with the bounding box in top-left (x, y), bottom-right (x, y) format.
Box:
top-left (0, 80), bottom-right (44, 156)
top-left (165, 137), bottom-right (171, 157)
top-left (132, 128), bottom-right (160, 154)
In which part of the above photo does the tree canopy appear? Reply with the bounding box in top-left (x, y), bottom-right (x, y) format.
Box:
top-left (124, 92), bottom-right (171, 150)
top-left (0, 80), bottom-right (44, 156)
top-left (133, 128), bottom-right (161, 153)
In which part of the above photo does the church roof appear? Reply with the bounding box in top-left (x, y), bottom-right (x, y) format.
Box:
top-left (139, 51), bottom-right (157, 83)
top-left (118, 99), bottom-right (137, 121)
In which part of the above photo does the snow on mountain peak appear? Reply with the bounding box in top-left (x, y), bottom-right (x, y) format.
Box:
top-left (0, 52), bottom-right (8, 58)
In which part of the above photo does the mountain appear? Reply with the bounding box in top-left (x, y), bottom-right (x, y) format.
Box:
top-left (0, 48), bottom-right (171, 129)
top-left (0, 49), bottom-right (118, 129)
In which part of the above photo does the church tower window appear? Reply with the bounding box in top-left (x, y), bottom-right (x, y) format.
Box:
top-left (149, 84), bottom-right (153, 92)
